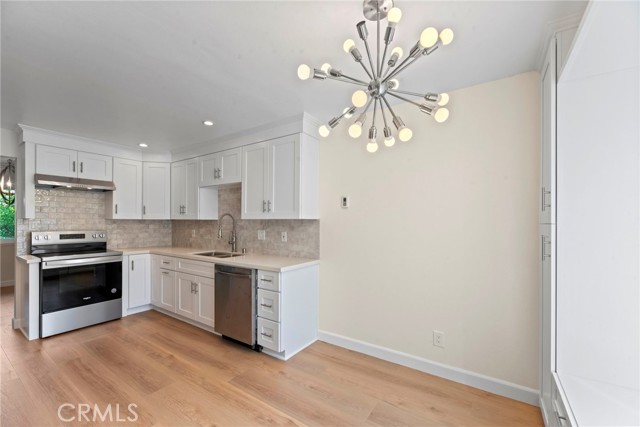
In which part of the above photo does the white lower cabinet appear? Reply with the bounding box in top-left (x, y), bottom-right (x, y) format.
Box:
top-left (256, 266), bottom-right (318, 360)
top-left (151, 255), bottom-right (215, 328)
top-left (127, 254), bottom-right (151, 309)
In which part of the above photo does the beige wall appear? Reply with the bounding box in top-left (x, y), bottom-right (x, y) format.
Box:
top-left (172, 184), bottom-right (319, 259)
top-left (319, 72), bottom-right (540, 389)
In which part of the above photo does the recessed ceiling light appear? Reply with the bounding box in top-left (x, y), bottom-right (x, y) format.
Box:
top-left (138, 143), bottom-right (148, 148)
top-left (203, 120), bottom-right (214, 126)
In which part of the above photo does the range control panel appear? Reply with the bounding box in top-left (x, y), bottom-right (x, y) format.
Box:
top-left (31, 230), bottom-right (107, 244)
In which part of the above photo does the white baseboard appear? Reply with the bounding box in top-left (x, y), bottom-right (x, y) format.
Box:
top-left (318, 330), bottom-right (539, 406)
top-left (12, 317), bottom-right (22, 329)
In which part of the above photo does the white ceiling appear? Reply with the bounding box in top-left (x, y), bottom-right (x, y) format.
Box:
top-left (1, 1), bottom-right (586, 153)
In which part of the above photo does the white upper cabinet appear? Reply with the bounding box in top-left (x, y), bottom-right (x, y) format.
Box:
top-left (241, 134), bottom-right (318, 219)
top-left (172, 158), bottom-right (218, 220)
top-left (199, 147), bottom-right (242, 187)
top-left (540, 38), bottom-right (557, 225)
top-left (36, 145), bottom-right (112, 181)
top-left (142, 162), bottom-right (171, 219)
top-left (106, 158), bottom-right (142, 219)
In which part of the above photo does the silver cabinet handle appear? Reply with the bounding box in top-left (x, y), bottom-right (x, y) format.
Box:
top-left (217, 168), bottom-right (222, 179)
top-left (261, 332), bottom-right (273, 338)
top-left (115, 204), bottom-right (118, 214)
top-left (80, 162), bottom-right (84, 174)
top-left (143, 205), bottom-right (146, 215)
top-left (72, 161), bottom-right (76, 173)
top-left (131, 260), bottom-right (134, 271)
top-left (542, 186), bottom-right (551, 211)
top-left (262, 200), bottom-right (266, 213)
top-left (162, 271), bottom-right (169, 275)
top-left (267, 200), bottom-right (271, 212)
top-left (260, 303), bottom-right (273, 308)
top-left (162, 261), bottom-right (170, 265)
top-left (541, 235), bottom-right (551, 260)
top-left (260, 278), bottom-right (273, 283)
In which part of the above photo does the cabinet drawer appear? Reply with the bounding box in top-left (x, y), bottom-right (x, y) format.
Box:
top-left (176, 257), bottom-right (215, 277)
top-left (257, 289), bottom-right (280, 322)
top-left (159, 256), bottom-right (176, 270)
top-left (257, 318), bottom-right (281, 352)
top-left (257, 270), bottom-right (280, 291)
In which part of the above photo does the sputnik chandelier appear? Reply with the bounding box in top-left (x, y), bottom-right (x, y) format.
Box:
top-left (0, 159), bottom-right (15, 205)
top-left (298, 0), bottom-right (454, 153)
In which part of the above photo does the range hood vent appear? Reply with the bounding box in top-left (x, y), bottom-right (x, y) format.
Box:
top-left (35, 174), bottom-right (116, 192)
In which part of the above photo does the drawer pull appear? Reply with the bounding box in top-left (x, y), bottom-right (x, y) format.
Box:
top-left (261, 332), bottom-right (273, 338)
top-left (162, 271), bottom-right (169, 275)
top-left (162, 261), bottom-right (171, 265)
top-left (260, 303), bottom-right (273, 308)
top-left (260, 278), bottom-right (273, 283)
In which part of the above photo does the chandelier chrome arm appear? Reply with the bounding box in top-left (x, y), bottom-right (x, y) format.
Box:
top-left (357, 21), bottom-right (378, 80)
top-left (326, 75), bottom-right (369, 87)
top-left (384, 53), bottom-right (422, 83)
top-left (387, 91), bottom-right (423, 108)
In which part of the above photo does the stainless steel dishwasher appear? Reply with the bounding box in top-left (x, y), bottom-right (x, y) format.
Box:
top-left (214, 265), bottom-right (258, 349)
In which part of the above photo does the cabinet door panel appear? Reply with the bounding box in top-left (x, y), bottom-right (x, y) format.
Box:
top-left (270, 137), bottom-right (299, 218)
top-left (242, 143), bottom-right (268, 218)
top-left (199, 153), bottom-right (218, 187)
top-left (540, 46), bottom-right (556, 224)
top-left (194, 276), bottom-right (215, 327)
top-left (112, 158), bottom-right (142, 219)
top-left (78, 152), bottom-right (112, 181)
top-left (128, 255), bottom-right (150, 308)
top-left (143, 162), bottom-right (170, 219)
top-left (36, 145), bottom-right (76, 177)
top-left (175, 273), bottom-right (195, 319)
top-left (159, 270), bottom-right (176, 312)
top-left (219, 148), bottom-right (242, 184)
top-left (183, 159), bottom-right (198, 219)
top-left (171, 162), bottom-right (185, 218)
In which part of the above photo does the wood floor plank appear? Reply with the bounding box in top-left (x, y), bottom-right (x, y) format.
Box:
top-left (0, 289), bottom-right (543, 427)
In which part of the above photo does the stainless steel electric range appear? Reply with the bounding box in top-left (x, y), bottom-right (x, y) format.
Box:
top-left (31, 230), bottom-right (123, 338)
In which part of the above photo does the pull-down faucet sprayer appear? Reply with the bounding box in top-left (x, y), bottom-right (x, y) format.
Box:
top-left (217, 213), bottom-right (237, 252)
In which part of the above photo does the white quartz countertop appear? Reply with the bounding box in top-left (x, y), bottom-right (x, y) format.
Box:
top-left (16, 254), bottom-right (41, 264)
top-left (117, 247), bottom-right (319, 272)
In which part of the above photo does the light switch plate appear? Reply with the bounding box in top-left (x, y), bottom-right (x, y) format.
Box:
top-left (257, 230), bottom-right (266, 240)
top-left (341, 196), bottom-right (350, 208)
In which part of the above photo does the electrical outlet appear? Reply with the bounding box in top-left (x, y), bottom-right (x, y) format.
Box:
top-left (257, 230), bottom-right (266, 240)
top-left (281, 231), bottom-right (287, 242)
top-left (433, 330), bottom-right (445, 348)
top-left (191, 229), bottom-right (196, 238)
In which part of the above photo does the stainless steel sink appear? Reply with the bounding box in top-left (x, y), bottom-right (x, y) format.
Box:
top-left (193, 251), bottom-right (243, 258)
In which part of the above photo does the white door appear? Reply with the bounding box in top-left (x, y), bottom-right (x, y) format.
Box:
top-left (194, 276), bottom-right (215, 327)
top-left (35, 145), bottom-right (77, 177)
top-left (183, 159), bottom-right (198, 219)
top-left (158, 269), bottom-right (176, 312)
top-left (269, 136), bottom-right (299, 218)
top-left (241, 142), bottom-right (268, 218)
top-left (198, 153), bottom-right (218, 187)
top-left (219, 147), bottom-right (242, 185)
top-left (143, 162), bottom-right (171, 219)
top-left (171, 161), bottom-right (186, 218)
top-left (111, 158), bottom-right (142, 219)
top-left (175, 273), bottom-right (195, 319)
top-left (128, 255), bottom-right (150, 308)
top-left (77, 151), bottom-right (113, 181)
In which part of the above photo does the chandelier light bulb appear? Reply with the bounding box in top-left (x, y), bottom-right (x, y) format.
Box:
top-left (387, 7), bottom-right (402, 24)
top-left (366, 141), bottom-right (379, 153)
top-left (437, 93), bottom-right (450, 106)
top-left (318, 125), bottom-right (331, 138)
top-left (419, 27), bottom-right (439, 48)
top-left (384, 136), bottom-right (396, 147)
top-left (351, 90), bottom-right (368, 108)
top-left (439, 28), bottom-right (454, 46)
top-left (321, 63), bottom-right (332, 73)
top-left (297, 64), bottom-right (311, 80)
top-left (434, 107), bottom-right (450, 123)
top-left (348, 123), bottom-right (363, 138)
top-left (343, 38), bottom-right (356, 53)
top-left (391, 46), bottom-right (404, 60)
top-left (399, 127), bottom-right (413, 142)
top-left (389, 79), bottom-right (400, 90)
top-left (343, 107), bottom-right (354, 119)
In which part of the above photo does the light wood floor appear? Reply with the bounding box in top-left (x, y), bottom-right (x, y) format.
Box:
top-left (1, 288), bottom-right (543, 426)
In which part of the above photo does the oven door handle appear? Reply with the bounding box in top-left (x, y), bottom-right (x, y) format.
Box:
top-left (42, 255), bottom-right (123, 270)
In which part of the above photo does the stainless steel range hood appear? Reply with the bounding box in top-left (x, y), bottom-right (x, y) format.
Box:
top-left (35, 174), bottom-right (116, 191)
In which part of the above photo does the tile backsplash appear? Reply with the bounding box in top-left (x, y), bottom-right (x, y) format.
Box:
top-left (16, 185), bottom-right (320, 259)
top-left (16, 189), bottom-right (172, 255)
top-left (172, 184), bottom-right (319, 259)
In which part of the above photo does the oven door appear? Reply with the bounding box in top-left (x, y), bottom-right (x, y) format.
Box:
top-left (40, 255), bottom-right (123, 314)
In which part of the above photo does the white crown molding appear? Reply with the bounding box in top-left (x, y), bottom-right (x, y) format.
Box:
top-left (536, 12), bottom-right (585, 71)
top-left (318, 330), bottom-right (540, 406)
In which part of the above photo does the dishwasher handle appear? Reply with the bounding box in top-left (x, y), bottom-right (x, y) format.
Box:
top-left (216, 270), bottom-right (252, 279)
top-left (215, 264), bottom-right (253, 277)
